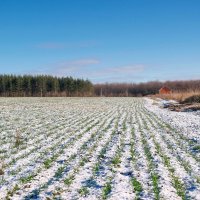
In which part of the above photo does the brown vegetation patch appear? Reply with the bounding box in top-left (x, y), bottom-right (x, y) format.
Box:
top-left (182, 95), bottom-right (200, 104)
top-left (167, 103), bottom-right (200, 112)
top-left (155, 91), bottom-right (200, 103)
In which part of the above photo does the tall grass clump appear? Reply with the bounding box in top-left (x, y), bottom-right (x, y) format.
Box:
top-left (14, 130), bottom-right (23, 147)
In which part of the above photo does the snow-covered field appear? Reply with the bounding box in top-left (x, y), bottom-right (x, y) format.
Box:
top-left (0, 97), bottom-right (200, 200)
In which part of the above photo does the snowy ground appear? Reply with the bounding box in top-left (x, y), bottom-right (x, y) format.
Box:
top-left (0, 97), bottom-right (200, 200)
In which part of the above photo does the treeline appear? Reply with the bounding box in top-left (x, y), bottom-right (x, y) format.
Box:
top-left (94, 80), bottom-right (200, 96)
top-left (0, 75), bottom-right (199, 97)
top-left (0, 75), bottom-right (93, 97)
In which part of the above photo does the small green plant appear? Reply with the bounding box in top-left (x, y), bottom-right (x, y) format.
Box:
top-left (20, 174), bottom-right (35, 184)
top-left (193, 145), bottom-right (200, 151)
top-left (131, 177), bottom-right (143, 194)
top-left (78, 186), bottom-right (89, 197)
top-left (111, 155), bottom-right (121, 167)
top-left (102, 182), bottom-right (112, 199)
top-left (55, 166), bottom-right (65, 178)
top-left (93, 163), bottom-right (100, 175)
top-left (173, 176), bottom-right (186, 200)
top-left (99, 148), bottom-right (106, 159)
top-left (43, 159), bottom-right (52, 169)
top-left (80, 157), bottom-right (89, 166)
top-left (64, 175), bottom-right (74, 186)
top-left (44, 149), bottom-right (60, 167)
top-left (182, 160), bottom-right (192, 173)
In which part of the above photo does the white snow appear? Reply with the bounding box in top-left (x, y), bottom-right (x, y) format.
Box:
top-left (0, 97), bottom-right (199, 200)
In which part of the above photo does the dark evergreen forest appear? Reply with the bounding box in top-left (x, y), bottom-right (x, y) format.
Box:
top-left (0, 75), bottom-right (93, 97)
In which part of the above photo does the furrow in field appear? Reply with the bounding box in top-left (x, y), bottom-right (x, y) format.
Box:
top-left (142, 108), bottom-right (200, 179)
top-left (140, 107), bottom-right (200, 199)
top-left (0, 113), bottom-right (101, 186)
top-left (138, 112), bottom-right (182, 200)
top-left (142, 105), bottom-right (200, 154)
top-left (43, 115), bottom-right (118, 199)
top-left (100, 114), bottom-right (127, 200)
top-left (0, 108), bottom-right (80, 152)
top-left (129, 110), bottom-right (148, 200)
top-left (1, 109), bottom-right (98, 163)
top-left (144, 98), bottom-right (200, 141)
top-left (2, 111), bottom-right (113, 199)
top-left (74, 110), bottom-right (127, 199)
top-left (3, 115), bottom-right (83, 166)
top-left (129, 106), bottom-right (155, 199)
top-left (0, 98), bottom-right (102, 151)
top-left (108, 115), bottom-right (135, 200)
top-left (135, 113), bottom-right (159, 200)
top-left (10, 110), bottom-right (116, 200)
top-left (6, 112), bottom-right (101, 169)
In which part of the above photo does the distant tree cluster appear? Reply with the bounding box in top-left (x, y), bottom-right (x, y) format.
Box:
top-left (94, 80), bottom-right (200, 97)
top-left (0, 75), bottom-right (93, 97)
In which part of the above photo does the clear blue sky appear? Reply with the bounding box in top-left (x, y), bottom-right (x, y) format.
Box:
top-left (0, 0), bottom-right (200, 83)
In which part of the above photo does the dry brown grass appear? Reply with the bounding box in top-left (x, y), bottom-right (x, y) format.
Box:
top-left (154, 90), bottom-right (200, 103)
top-left (14, 130), bottom-right (23, 147)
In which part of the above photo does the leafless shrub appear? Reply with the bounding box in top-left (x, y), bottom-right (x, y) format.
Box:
top-left (94, 80), bottom-right (200, 97)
